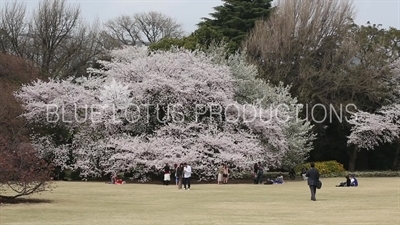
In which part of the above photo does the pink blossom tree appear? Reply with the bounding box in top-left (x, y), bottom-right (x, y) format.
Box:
top-left (347, 110), bottom-right (399, 149)
top-left (16, 46), bottom-right (313, 180)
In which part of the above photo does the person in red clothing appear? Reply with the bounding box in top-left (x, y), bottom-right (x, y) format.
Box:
top-left (115, 178), bottom-right (123, 185)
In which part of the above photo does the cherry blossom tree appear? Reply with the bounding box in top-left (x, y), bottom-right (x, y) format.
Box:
top-left (347, 107), bottom-right (400, 171)
top-left (16, 46), bottom-right (313, 180)
top-left (347, 110), bottom-right (399, 150)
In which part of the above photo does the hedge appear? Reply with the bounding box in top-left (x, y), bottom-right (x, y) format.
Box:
top-left (59, 162), bottom-right (399, 181)
top-left (295, 160), bottom-right (346, 175)
top-left (237, 171), bottom-right (399, 180)
top-left (325, 171), bottom-right (399, 177)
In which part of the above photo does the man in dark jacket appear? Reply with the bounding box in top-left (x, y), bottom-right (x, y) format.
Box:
top-left (306, 162), bottom-right (320, 201)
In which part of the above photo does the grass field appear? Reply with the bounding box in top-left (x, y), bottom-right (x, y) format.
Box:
top-left (0, 178), bottom-right (399, 225)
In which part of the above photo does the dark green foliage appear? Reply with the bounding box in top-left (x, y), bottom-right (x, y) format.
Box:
top-left (149, 36), bottom-right (199, 51)
top-left (197, 0), bottom-right (273, 52)
top-left (347, 171), bottom-right (400, 177)
top-left (353, 23), bottom-right (400, 63)
top-left (151, 0), bottom-right (272, 52)
top-left (70, 169), bottom-right (82, 181)
top-left (149, 26), bottom-right (226, 51)
top-left (191, 25), bottom-right (226, 47)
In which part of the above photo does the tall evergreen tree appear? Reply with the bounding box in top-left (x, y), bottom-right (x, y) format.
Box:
top-left (197, 0), bottom-right (273, 52)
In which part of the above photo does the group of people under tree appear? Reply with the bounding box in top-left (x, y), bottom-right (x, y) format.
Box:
top-left (253, 162), bottom-right (284, 185)
top-left (217, 164), bottom-right (229, 185)
top-left (163, 163), bottom-right (192, 190)
top-left (110, 173), bottom-right (124, 185)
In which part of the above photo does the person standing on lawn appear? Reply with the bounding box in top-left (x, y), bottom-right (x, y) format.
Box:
top-left (306, 162), bottom-right (320, 201)
top-left (177, 164), bottom-right (184, 189)
top-left (163, 163), bottom-right (171, 185)
top-left (174, 164), bottom-right (178, 185)
top-left (253, 163), bottom-right (259, 184)
top-left (222, 164), bottom-right (229, 184)
top-left (257, 162), bottom-right (264, 184)
top-left (183, 163), bottom-right (192, 190)
top-left (217, 164), bottom-right (224, 185)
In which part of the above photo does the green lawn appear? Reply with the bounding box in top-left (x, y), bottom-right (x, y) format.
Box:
top-left (0, 178), bottom-right (399, 225)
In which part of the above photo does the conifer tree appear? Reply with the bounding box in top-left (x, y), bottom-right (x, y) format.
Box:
top-left (197, 0), bottom-right (273, 52)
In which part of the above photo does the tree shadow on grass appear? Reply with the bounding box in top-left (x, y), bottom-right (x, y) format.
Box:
top-left (0, 197), bottom-right (53, 205)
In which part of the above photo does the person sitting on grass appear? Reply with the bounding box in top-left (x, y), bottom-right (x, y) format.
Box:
top-left (114, 176), bottom-right (126, 185)
top-left (264, 179), bottom-right (274, 185)
top-left (274, 173), bottom-right (284, 184)
top-left (301, 167), bottom-right (307, 180)
top-left (350, 174), bottom-right (358, 187)
top-left (336, 175), bottom-right (351, 187)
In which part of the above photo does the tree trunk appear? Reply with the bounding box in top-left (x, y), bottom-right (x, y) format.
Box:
top-left (391, 139), bottom-right (400, 171)
top-left (348, 146), bottom-right (358, 172)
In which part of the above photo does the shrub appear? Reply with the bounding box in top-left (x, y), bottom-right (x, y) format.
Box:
top-left (0, 138), bottom-right (53, 199)
top-left (295, 160), bottom-right (346, 175)
top-left (307, 171), bottom-right (399, 178)
top-left (70, 169), bottom-right (82, 181)
top-left (349, 171), bottom-right (399, 177)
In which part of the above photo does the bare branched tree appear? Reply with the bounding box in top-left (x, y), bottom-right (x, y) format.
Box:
top-left (0, 1), bottom-right (28, 56)
top-left (0, 0), bottom-right (103, 78)
top-left (103, 15), bottom-right (140, 48)
top-left (244, 0), bottom-right (392, 112)
top-left (102, 11), bottom-right (184, 48)
top-left (29, 0), bottom-right (80, 77)
top-left (134, 11), bottom-right (184, 44)
top-left (29, 0), bottom-right (104, 78)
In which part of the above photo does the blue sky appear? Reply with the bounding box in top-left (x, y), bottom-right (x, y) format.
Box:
top-left (2, 0), bottom-right (399, 35)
